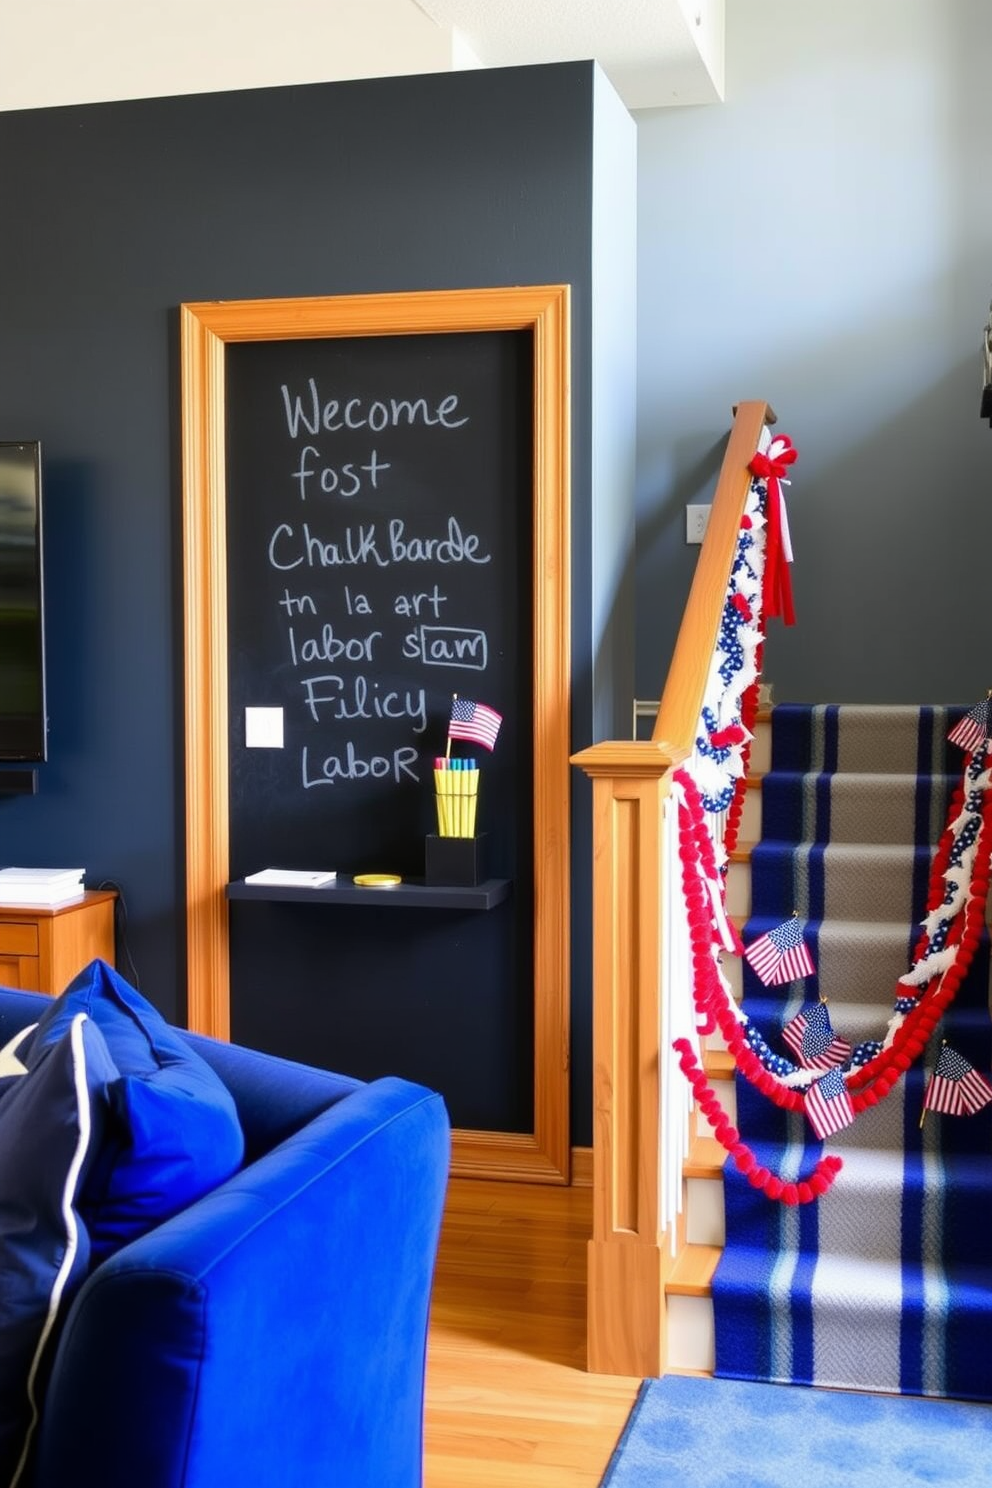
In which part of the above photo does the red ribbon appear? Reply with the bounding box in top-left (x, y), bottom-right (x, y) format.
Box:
top-left (749, 436), bottom-right (798, 626)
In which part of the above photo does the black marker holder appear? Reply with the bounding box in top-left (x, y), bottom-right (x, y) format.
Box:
top-left (425, 832), bottom-right (488, 888)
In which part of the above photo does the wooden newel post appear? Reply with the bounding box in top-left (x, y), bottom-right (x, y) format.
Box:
top-left (571, 738), bottom-right (687, 1378)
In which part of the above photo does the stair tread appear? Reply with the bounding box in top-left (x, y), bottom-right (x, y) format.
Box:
top-left (702, 1049), bottom-right (735, 1079)
top-left (684, 1135), bottom-right (725, 1178)
top-left (668, 1244), bottom-right (721, 1296)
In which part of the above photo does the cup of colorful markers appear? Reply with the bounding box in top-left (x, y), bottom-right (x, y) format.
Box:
top-left (433, 757), bottom-right (479, 838)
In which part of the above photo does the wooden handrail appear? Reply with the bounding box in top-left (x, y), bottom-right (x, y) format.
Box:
top-left (572, 400), bottom-right (774, 1378)
top-left (652, 400), bottom-right (774, 752)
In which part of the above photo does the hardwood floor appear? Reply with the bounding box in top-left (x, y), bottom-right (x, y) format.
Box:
top-left (424, 1178), bottom-right (641, 1488)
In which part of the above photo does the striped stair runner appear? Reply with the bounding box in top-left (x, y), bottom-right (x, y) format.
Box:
top-left (712, 704), bottom-right (992, 1400)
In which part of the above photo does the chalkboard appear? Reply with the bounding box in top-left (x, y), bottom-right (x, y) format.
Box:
top-left (225, 330), bottom-right (532, 879)
top-left (181, 287), bottom-right (571, 1182)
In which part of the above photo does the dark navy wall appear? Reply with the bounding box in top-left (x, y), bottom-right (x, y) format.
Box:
top-left (0, 63), bottom-right (610, 1142)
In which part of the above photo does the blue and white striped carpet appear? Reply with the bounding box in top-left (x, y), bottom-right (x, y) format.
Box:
top-left (712, 705), bottom-right (992, 1400)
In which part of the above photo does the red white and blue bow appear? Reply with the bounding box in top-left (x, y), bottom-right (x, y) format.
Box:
top-left (749, 434), bottom-right (798, 627)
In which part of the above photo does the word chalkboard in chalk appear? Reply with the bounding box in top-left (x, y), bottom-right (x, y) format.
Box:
top-left (224, 328), bottom-right (533, 878)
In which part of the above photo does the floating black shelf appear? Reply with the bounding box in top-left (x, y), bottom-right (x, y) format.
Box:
top-left (226, 876), bottom-right (511, 912)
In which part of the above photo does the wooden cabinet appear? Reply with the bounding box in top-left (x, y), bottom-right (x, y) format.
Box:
top-left (0, 890), bottom-right (116, 994)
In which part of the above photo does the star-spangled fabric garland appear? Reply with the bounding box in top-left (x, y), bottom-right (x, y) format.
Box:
top-left (744, 915), bottom-right (816, 986)
top-left (782, 1000), bottom-right (853, 1072)
top-left (732, 740), bottom-right (992, 1092)
top-left (804, 1066), bottom-right (856, 1140)
top-left (948, 694), bottom-right (992, 755)
top-left (690, 439), bottom-right (779, 819)
top-left (922, 1042), bottom-right (992, 1117)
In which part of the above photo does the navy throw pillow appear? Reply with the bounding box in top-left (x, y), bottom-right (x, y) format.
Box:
top-left (0, 1012), bottom-right (116, 1488)
top-left (27, 959), bottom-right (245, 1268)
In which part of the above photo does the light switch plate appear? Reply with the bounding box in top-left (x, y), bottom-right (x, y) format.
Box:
top-left (686, 504), bottom-right (711, 544)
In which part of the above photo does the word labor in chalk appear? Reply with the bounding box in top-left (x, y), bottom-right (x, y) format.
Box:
top-left (291, 444), bottom-right (391, 500)
top-left (301, 742), bottom-right (421, 788)
top-left (281, 379), bottom-right (469, 439)
top-left (299, 673), bottom-right (428, 733)
top-left (287, 623), bottom-right (383, 667)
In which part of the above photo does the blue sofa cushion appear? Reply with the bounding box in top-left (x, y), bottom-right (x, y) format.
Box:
top-left (0, 1012), bottom-right (116, 1488)
top-left (27, 960), bottom-right (245, 1268)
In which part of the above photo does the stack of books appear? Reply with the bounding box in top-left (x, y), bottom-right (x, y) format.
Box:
top-left (0, 867), bottom-right (86, 908)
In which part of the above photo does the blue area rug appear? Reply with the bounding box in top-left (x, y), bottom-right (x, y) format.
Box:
top-left (712, 704), bottom-right (992, 1399)
top-left (599, 1375), bottom-right (992, 1487)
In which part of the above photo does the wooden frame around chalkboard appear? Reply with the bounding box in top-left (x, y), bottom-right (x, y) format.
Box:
top-left (181, 286), bottom-right (572, 1183)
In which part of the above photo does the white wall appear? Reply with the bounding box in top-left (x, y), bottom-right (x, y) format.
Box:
top-left (635, 0), bottom-right (992, 704)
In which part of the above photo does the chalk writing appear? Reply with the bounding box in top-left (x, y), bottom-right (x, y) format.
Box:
top-left (287, 624), bottom-right (383, 666)
top-left (298, 674), bottom-right (428, 732)
top-left (230, 333), bottom-right (518, 811)
top-left (281, 380), bottom-right (469, 438)
top-left (402, 626), bottom-right (488, 670)
top-left (301, 742), bottom-right (421, 787)
top-left (393, 586), bottom-right (447, 618)
top-left (290, 445), bottom-right (391, 499)
top-left (267, 517), bottom-right (491, 572)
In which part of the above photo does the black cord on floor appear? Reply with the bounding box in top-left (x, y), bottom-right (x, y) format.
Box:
top-left (95, 878), bottom-right (140, 989)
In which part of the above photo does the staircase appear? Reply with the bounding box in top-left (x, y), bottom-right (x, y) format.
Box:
top-left (666, 705), bottom-right (992, 1401)
top-left (572, 402), bottom-right (992, 1391)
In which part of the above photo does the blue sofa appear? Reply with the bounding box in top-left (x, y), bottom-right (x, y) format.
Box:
top-left (0, 981), bottom-right (450, 1488)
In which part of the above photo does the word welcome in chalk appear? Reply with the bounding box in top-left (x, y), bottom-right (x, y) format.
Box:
top-left (282, 379), bottom-right (469, 439)
top-left (268, 517), bottom-right (491, 569)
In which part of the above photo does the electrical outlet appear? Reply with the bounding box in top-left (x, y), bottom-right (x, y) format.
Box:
top-left (685, 504), bottom-right (711, 544)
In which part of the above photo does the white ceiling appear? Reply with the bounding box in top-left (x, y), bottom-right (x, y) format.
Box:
top-left (413, 0), bottom-right (725, 109)
top-left (0, 0), bottom-right (724, 114)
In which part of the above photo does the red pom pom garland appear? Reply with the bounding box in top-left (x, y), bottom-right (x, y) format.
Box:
top-left (670, 742), bottom-right (992, 1200)
top-left (662, 432), bottom-right (992, 1204)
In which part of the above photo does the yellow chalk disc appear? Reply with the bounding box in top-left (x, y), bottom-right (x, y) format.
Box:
top-left (353, 873), bottom-right (402, 888)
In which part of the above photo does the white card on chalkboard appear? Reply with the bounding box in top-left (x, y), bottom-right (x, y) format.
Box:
top-left (244, 869), bottom-right (337, 888)
top-left (245, 707), bottom-right (284, 748)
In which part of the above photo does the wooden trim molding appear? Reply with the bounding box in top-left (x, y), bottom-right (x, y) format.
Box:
top-left (181, 285), bottom-right (572, 1184)
top-left (570, 1146), bottom-right (593, 1187)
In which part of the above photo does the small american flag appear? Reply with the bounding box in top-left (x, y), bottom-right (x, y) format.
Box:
top-left (948, 697), bottom-right (992, 755)
top-left (922, 1043), bottom-right (992, 1117)
top-left (782, 1000), bottom-right (853, 1071)
top-left (804, 1067), bottom-right (855, 1139)
top-left (448, 698), bottom-right (502, 752)
top-left (744, 916), bottom-right (816, 986)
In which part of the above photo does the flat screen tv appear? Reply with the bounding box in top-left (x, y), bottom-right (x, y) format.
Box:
top-left (0, 441), bottom-right (46, 762)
